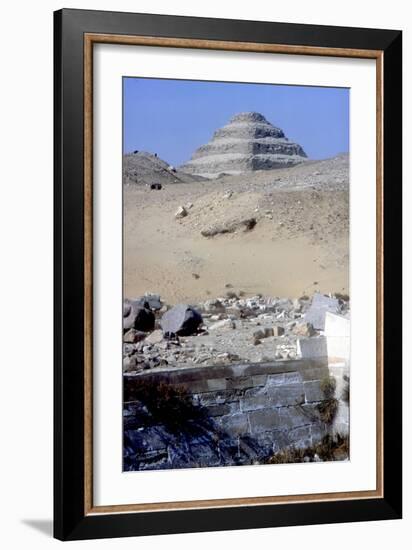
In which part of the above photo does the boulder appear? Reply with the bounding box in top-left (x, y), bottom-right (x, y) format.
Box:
top-left (144, 329), bottom-right (164, 345)
top-left (123, 299), bottom-right (155, 332)
top-left (209, 319), bottom-right (235, 331)
top-left (136, 293), bottom-right (162, 311)
top-left (160, 304), bottom-right (203, 336)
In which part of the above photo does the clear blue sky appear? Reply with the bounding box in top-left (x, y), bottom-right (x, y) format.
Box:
top-left (123, 77), bottom-right (349, 165)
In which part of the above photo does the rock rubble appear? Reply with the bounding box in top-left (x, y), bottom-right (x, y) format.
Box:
top-left (122, 292), bottom-right (350, 374)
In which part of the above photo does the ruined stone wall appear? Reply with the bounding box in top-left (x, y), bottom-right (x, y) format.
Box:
top-left (123, 359), bottom-right (349, 471)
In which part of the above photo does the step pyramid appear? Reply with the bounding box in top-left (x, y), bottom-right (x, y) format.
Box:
top-left (179, 112), bottom-right (307, 179)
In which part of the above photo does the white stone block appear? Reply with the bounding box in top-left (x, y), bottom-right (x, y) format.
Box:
top-left (324, 312), bottom-right (350, 361)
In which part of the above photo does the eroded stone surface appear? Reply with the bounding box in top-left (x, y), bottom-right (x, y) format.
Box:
top-left (180, 112), bottom-right (307, 178)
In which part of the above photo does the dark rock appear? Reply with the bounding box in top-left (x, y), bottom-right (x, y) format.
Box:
top-left (136, 293), bottom-right (163, 311)
top-left (123, 299), bottom-right (155, 331)
top-left (160, 304), bottom-right (203, 336)
top-left (201, 217), bottom-right (256, 237)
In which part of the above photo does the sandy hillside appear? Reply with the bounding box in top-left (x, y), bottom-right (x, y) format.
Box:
top-left (124, 154), bottom-right (349, 304)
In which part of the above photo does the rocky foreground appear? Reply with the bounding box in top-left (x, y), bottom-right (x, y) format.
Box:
top-left (123, 292), bottom-right (349, 374)
top-left (123, 293), bottom-right (350, 471)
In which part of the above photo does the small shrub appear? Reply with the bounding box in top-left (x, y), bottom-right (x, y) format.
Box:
top-left (267, 434), bottom-right (349, 464)
top-left (317, 398), bottom-right (339, 424)
top-left (124, 379), bottom-right (207, 432)
top-left (320, 375), bottom-right (336, 399)
top-left (342, 376), bottom-right (350, 403)
top-left (334, 292), bottom-right (350, 302)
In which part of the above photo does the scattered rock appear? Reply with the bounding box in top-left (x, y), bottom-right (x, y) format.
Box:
top-left (209, 319), bottom-right (235, 331)
top-left (123, 355), bottom-right (138, 372)
top-left (136, 293), bottom-right (162, 311)
top-left (175, 206), bottom-right (188, 219)
top-left (144, 329), bottom-right (164, 345)
top-left (204, 299), bottom-right (226, 313)
top-left (200, 217), bottom-right (256, 237)
top-left (160, 304), bottom-right (203, 336)
top-left (123, 328), bottom-right (147, 343)
top-left (293, 322), bottom-right (315, 337)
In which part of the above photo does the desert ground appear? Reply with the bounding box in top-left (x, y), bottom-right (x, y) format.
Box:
top-left (124, 153), bottom-right (349, 304)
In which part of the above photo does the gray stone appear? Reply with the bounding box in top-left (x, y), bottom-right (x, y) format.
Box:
top-left (279, 404), bottom-right (320, 429)
top-left (297, 337), bottom-right (328, 359)
top-left (304, 293), bottom-right (340, 330)
top-left (175, 205), bottom-right (188, 219)
top-left (144, 329), bottom-right (163, 345)
top-left (201, 218), bottom-right (256, 237)
top-left (123, 300), bottom-right (155, 332)
top-left (264, 384), bottom-right (306, 406)
top-left (218, 413), bottom-right (249, 436)
top-left (123, 328), bottom-right (147, 343)
top-left (160, 304), bottom-right (203, 336)
top-left (253, 329), bottom-right (265, 339)
top-left (304, 380), bottom-right (325, 402)
top-left (136, 293), bottom-right (163, 311)
top-left (293, 322), bottom-right (315, 337)
top-left (248, 408), bottom-right (283, 433)
top-left (203, 299), bottom-right (226, 313)
top-left (123, 355), bottom-right (138, 371)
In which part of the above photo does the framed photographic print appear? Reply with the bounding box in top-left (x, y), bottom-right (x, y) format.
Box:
top-left (54, 8), bottom-right (402, 541)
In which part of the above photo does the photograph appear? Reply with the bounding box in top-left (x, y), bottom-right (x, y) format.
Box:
top-left (122, 77), bottom-right (351, 472)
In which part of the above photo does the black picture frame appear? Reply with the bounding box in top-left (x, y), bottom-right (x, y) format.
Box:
top-left (54, 8), bottom-right (402, 541)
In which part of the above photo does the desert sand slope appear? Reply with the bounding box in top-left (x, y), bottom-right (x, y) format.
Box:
top-left (123, 151), bottom-right (206, 186)
top-left (124, 154), bottom-right (349, 303)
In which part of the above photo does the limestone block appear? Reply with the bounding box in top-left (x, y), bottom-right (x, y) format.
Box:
top-left (297, 336), bottom-right (328, 359)
top-left (218, 413), bottom-right (250, 436)
top-left (303, 380), bottom-right (325, 402)
top-left (324, 311), bottom-right (350, 361)
top-left (248, 408), bottom-right (283, 433)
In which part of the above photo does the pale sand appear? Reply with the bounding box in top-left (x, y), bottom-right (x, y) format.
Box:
top-left (124, 178), bottom-right (349, 304)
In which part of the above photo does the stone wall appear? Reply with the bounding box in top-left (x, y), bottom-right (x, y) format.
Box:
top-left (123, 358), bottom-right (349, 471)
